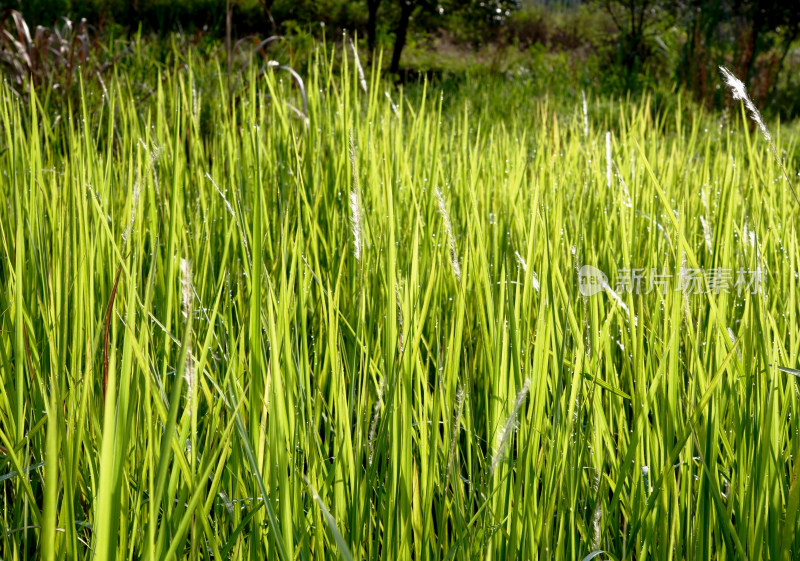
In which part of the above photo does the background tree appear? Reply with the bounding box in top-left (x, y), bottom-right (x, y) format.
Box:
top-left (599, 0), bottom-right (672, 89)
top-left (388, 0), bottom-right (416, 73)
top-left (367, 0), bottom-right (380, 55)
top-left (676, 0), bottom-right (800, 109)
top-left (387, 0), bottom-right (519, 74)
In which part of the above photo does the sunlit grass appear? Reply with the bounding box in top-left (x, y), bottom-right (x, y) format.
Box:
top-left (1, 41), bottom-right (799, 560)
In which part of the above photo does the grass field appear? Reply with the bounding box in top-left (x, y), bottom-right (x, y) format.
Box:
top-left (1, 42), bottom-right (800, 560)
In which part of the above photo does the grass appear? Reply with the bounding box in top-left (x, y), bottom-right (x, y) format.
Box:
top-left (1, 39), bottom-right (800, 560)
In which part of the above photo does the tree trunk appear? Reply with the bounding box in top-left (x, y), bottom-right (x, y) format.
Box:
top-left (367, 0), bottom-right (380, 56)
top-left (389, 0), bottom-right (414, 74)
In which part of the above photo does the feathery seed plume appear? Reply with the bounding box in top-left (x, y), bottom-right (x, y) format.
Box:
top-left (743, 222), bottom-right (751, 247)
top-left (515, 250), bottom-right (526, 272)
top-left (180, 258), bottom-right (193, 320)
top-left (180, 258), bottom-right (195, 408)
top-left (719, 66), bottom-right (770, 142)
top-left (446, 385), bottom-right (465, 482)
top-left (727, 327), bottom-right (742, 360)
top-left (435, 187), bottom-right (462, 281)
top-left (591, 503), bottom-right (602, 550)
top-left (385, 91), bottom-right (399, 116)
top-left (490, 378), bottom-right (531, 474)
top-left (515, 250), bottom-right (540, 292)
top-left (350, 191), bottom-right (362, 260)
top-left (349, 38), bottom-right (367, 94)
top-left (349, 130), bottom-right (363, 261)
top-left (700, 215), bottom-right (713, 254)
top-left (719, 66), bottom-right (799, 207)
top-left (122, 179), bottom-right (141, 243)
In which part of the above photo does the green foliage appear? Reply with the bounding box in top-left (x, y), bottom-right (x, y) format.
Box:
top-left (5, 0), bottom-right (270, 34)
top-left (271, 0), bottom-right (366, 29)
top-left (2, 37), bottom-right (800, 559)
top-left (7, 0), bottom-right (800, 118)
top-left (505, 2), bottom-right (614, 51)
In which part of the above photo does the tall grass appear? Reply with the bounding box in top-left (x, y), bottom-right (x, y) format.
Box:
top-left (1, 41), bottom-right (799, 560)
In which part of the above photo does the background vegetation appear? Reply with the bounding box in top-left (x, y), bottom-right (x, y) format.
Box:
top-left (3, 0), bottom-right (800, 117)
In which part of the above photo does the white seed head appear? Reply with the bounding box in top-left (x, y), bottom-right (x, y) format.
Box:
top-left (515, 251), bottom-right (540, 292)
top-left (446, 385), bottom-right (466, 480)
top-left (349, 131), bottom-right (363, 261)
top-left (720, 91), bottom-right (793, 226)
top-left (719, 66), bottom-right (772, 144)
top-left (700, 215), bottom-right (713, 255)
top-left (349, 189), bottom-right (362, 261)
top-left (435, 187), bottom-right (461, 281)
top-left (180, 258), bottom-right (195, 411)
top-left (582, 90), bottom-right (589, 138)
top-left (490, 378), bottom-right (531, 474)
top-left (591, 503), bottom-right (602, 550)
top-left (385, 91), bottom-right (399, 116)
top-left (184, 348), bottom-right (195, 411)
top-left (180, 258), bottom-right (193, 320)
top-left (514, 251), bottom-right (527, 272)
top-left (606, 131), bottom-right (613, 187)
top-left (349, 38), bottom-right (367, 94)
